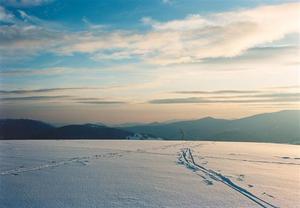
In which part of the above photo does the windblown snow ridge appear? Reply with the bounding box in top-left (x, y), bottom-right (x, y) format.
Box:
top-left (178, 148), bottom-right (279, 208)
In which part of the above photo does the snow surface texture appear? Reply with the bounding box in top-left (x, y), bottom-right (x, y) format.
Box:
top-left (0, 140), bottom-right (299, 208)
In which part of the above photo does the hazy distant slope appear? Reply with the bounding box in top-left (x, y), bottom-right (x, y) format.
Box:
top-left (123, 110), bottom-right (300, 143)
top-left (124, 117), bottom-right (229, 139)
top-left (215, 110), bottom-right (300, 143)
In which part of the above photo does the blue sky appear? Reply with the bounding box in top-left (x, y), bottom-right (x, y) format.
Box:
top-left (5, 1), bottom-right (290, 27)
top-left (0, 0), bottom-right (299, 124)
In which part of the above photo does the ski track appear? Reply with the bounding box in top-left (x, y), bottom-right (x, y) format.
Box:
top-left (1, 141), bottom-right (296, 207)
top-left (2, 141), bottom-right (294, 178)
top-left (178, 148), bottom-right (279, 208)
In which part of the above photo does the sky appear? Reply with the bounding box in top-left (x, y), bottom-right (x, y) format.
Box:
top-left (0, 0), bottom-right (299, 124)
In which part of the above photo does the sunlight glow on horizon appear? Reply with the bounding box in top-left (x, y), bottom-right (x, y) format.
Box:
top-left (0, 0), bottom-right (299, 123)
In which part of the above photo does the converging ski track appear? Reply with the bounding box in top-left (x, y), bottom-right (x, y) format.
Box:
top-left (178, 148), bottom-right (279, 208)
top-left (0, 140), bottom-right (299, 208)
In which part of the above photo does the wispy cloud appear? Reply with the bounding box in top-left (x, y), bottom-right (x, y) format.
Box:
top-left (174, 90), bottom-right (261, 94)
top-left (1, 2), bottom-right (299, 65)
top-left (0, 95), bottom-right (127, 105)
top-left (149, 92), bottom-right (300, 104)
top-left (266, 85), bottom-right (300, 90)
top-left (77, 101), bottom-right (126, 105)
top-left (0, 95), bottom-right (70, 101)
top-left (0, 87), bottom-right (103, 94)
top-left (149, 97), bottom-right (300, 104)
top-left (71, 97), bottom-right (127, 104)
top-left (207, 93), bottom-right (300, 100)
top-left (0, 5), bottom-right (14, 22)
top-left (0, 67), bottom-right (83, 76)
top-left (140, 3), bottom-right (300, 64)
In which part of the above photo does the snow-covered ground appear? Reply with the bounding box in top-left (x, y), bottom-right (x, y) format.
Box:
top-left (0, 140), bottom-right (299, 208)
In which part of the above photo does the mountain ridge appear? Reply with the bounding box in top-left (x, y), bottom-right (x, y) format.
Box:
top-left (123, 110), bottom-right (300, 144)
top-left (0, 110), bottom-right (299, 143)
top-left (0, 119), bottom-right (155, 140)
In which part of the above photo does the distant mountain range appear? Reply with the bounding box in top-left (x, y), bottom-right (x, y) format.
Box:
top-left (0, 110), bottom-right (299, 143)
top-left (123, 110), bottom-right (300, 144)
top-left (0, 120), bottom-right (155, 140)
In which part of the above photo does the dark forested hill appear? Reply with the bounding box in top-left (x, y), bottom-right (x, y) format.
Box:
top-left (0, 120), bottom-right (148, 139)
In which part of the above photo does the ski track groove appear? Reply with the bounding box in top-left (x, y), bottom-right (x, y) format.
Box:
top-left (178, 148), bottom-right (279, 208)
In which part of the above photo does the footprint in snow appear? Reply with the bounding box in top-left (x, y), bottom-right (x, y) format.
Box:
top-left (197, 174), bottom-right (214, 185)
top-left (203, 179), bottom-right (213, 185)
top-left (236, 174), bottom-right (245, 181)
top-left (262, 192), bottom-right (275, 198)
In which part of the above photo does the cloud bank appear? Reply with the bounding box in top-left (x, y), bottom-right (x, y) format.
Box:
top-left (1, 2), bottom-right (299, 65)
